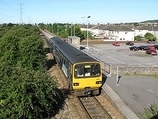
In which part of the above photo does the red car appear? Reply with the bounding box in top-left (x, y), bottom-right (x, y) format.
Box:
top-left (146, 49), bottom-right (157, 55)
top-left (148, 45), bottom-right (155, 50)
top-left (112, 42), bottom-right (120, 46)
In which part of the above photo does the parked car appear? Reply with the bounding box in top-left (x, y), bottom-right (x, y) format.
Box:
top-left (148, 45), bottom-right (156, 50)
top-left (146, 49), bottom-right (157, 55)
top-left (138, 45), bottom-right (148, 50)
top-left (129, 46), bottom-right (139, 51)
top-left (112, 42), bottom-right (120, 46)
top-left (147, 40), bottom-right (156, 44)
top-left (153, 44), bottom-right (158, 50)
top-left (79, 46), bottom-right (86, 50)
top-left (126, 41), bottom-right (134, 46)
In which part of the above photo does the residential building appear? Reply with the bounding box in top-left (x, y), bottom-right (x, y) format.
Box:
top-left (107, 25), bottom-right (134, 41)
top-left (80, 23), bottom-right (158, 41)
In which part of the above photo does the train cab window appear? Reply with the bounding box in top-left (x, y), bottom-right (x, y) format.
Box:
top-left (74, 63), bottom-right (101, 78)
top-left (75, 65), bottom-right (84, 77)
top-left (91, 64), bottom-right (100, 76)
top-left (84, 65), bottom-right (91, 76)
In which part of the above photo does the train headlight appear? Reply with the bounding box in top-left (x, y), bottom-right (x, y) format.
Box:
top-left (96, 81), bottom-right (102, 84)
top-left (73, 83), bottom-right (79, 86)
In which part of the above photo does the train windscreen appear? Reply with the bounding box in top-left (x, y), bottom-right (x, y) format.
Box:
top-left (74, 63), bottom-right (101, 78)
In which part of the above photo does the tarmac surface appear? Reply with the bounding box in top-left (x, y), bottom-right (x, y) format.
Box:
top-left (81, 43), bottom-right (158, 119)
top-left (103, 75), bottom-right (158, 119)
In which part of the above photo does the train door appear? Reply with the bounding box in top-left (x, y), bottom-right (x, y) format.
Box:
top-left (68, 63), bottom-right (73, 90)
top-left (61, 58), bottom-right (67, 77)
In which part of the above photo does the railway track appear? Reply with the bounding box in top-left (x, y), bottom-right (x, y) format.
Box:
top-left (78, 96), bottom-right (112, 119)
top-left (47, 57), bottom-right (125, 118)
top-left (43, 30), bottom-right (125, 119)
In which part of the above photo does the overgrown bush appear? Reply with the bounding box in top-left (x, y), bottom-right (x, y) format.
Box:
top-left (143, 103), bottom-right (158, 119)
top-left (0, 24), bottom-right (62, 119)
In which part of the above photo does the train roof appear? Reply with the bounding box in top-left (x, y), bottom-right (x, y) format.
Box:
top-left (49, 37), bottom-right (99, 64)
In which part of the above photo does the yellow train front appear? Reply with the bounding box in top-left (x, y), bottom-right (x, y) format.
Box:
top-left (49, 37), bottom-right (102, 97)
top-left (72, 62), bottom-right (102, 96)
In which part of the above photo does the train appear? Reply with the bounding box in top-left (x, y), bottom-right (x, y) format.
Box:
top-left (49, 37), bottom-right (102, 96)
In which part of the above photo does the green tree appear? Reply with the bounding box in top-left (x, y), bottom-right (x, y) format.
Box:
top-left (18, 36), bottom-right (45, 70)
top-left (144, 32), bottom-right (156, 41)
top-left (134, 35), bottom-right (143, 41)
top-left (0, 25), bottom-right (62, 119)
top-left (74, 25), bottom-right (82, 37)
top-left (42, 23), bottom-right (86, 40)
top-left (0, 35), bottom-right (20, 67)
top-left (0, 67), bottom-right (59, 119)
top-left (82, 30), bottom-right (92, 41)
top-left (52, 23), bottom-right (58, 34)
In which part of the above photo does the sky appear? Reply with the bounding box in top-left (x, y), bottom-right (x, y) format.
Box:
top-left (0, 0), bottom-right (158, 24)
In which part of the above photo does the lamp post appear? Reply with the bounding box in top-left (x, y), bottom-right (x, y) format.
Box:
top-left (82, 16), bottom-right (91, 48)
top-left (71, 23), bottom-right (72, 36)
top-left (69, 22), bottom-right (74, 36)
top-left (86, 16), bottom-right (91, 48)
top-left (70, 23), bottom-right (75, 36)
top-left (74, 24), bottom-right (75, 36)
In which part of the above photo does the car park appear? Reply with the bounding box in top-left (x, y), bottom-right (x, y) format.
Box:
top-left (112, 42), bottom-right (120, 46)
top-left (129, 46), bottom-right (139, 51)
top-left (126, 41), bottom-right (134, 46)
top-left (153, 44), bottom-right (158, 50)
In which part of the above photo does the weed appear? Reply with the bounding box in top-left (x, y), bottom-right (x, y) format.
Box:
top-left (143, 103), bottom-right (158, 119)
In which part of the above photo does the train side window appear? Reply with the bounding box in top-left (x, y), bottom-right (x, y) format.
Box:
top-left (63, 58), bottom-right (65, 64)
top-left (65, 60), bottom-right (68, 68)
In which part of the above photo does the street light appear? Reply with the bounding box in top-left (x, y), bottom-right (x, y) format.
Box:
top-left (82, 16), bottom-right (91, 48)
top-left (70, 23), bottom-right (73, 36)
top-left (86, 16), bottom-right (91, 48)
top-left (70, 23), bottom-right (75, 36)
top-left (74, 24), bottom-right (75, 36)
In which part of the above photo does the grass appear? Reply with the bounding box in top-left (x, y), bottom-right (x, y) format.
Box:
top-left (143, 103), bottom-right (158, 119)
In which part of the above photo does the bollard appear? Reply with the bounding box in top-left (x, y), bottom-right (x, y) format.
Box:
top-left (116, 74), bottom-right (121, 85)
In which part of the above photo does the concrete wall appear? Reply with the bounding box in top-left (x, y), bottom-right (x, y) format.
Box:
top-left (110, 66), bottom-right (158, 75)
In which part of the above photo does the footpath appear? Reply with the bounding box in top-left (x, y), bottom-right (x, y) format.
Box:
top-left (102, 75), bottom-right (158, 119)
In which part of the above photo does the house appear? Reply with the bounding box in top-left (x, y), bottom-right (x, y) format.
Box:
top-left (153, 26), bottom-right (158, 38)
top-left (134, 25), bottom-right (158, 38)
top-left (80, 24), bottom-right (105, 38)
top-left (107, 25), bottom-right (134, 41)
top-left (80, 23), bottom-right (158, 41)
top-left (80, 24), bottom-right (94, 33)
top-left (90, 24), bottom-right (105, 37)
